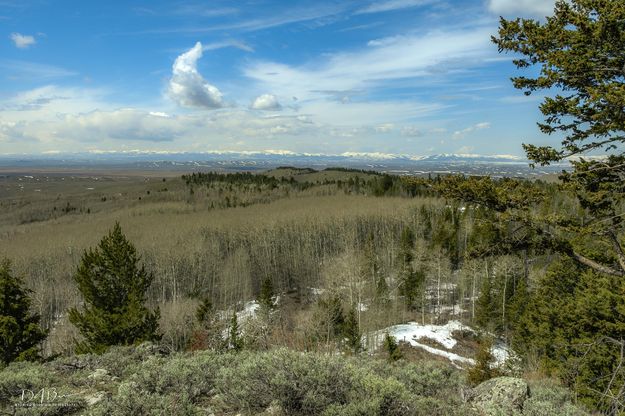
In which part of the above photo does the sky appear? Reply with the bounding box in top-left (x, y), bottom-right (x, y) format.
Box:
top-left (0, 0), bottom-right (561, 157)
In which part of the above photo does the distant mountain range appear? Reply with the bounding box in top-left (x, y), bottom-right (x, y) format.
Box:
top-left (0, 150), bottom-right (568, 177)
top-left (0, 150), bottom-right (529, 164)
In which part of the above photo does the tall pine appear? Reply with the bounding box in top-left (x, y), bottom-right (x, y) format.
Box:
top-left (0, 260), bottom-right (47, 366)
top-left (69, 223), bottom-right (160, 354)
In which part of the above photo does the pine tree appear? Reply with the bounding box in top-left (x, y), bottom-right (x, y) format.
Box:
top-left (383, 333), bottom-right (402, 362)
top-left (375, 274), bottom-right (390, 307)
top-left (229, 311), bottom-right (243, 351)
top-left (196, 297), bottom-right (213, 324)
top-left (467, 336), bottom-right (499, 386)
top-left (343, 306), bottom-right (361, 353)
top-left (68, 223), bottom-right (160, 354)
top-left (398, 227), bottom-right (421, 308)
top-left (259, 276), bottom-right (275, 311)
top-left (0, 260), bottom-right (47, 366)
top-left (475, 267), bottom-right (495, 329)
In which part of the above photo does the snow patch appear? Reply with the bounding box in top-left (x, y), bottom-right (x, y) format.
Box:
top-left (371, 320), bottom-right (513, 369)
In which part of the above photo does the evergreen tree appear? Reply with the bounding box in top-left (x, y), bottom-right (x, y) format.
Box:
top-left (0, 260), bottom-right (47, 366)
top-left (399, 227), bottom-right (415, 265)
top-left (68, 223), bottom-right (160, 354)
top-left (343, 306), bottom-right (361, 353)
top-left (229, 311), bottom-right (243, 351)
top-left (319, 293), bottom-right (345, 340)
top-left (196, 297), bottom-right (213, 324)
top-left (259, 276), bottom-right (275, 311)
top-left (374, 274), bottom-right (390, 307)
top-left (467, 336), bottom-right (498, 386)
top-left (398, 227), bottom-right (421, 308)
top-left (401, 268), bottom-right (425, 310)
top-left (475, 268), bottom-right (495, 329)
top-left (383, 333), bottom-right (402, 362)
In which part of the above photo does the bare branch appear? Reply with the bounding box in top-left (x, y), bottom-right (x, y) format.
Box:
top-left (571, 251), bottom-right (625, 277)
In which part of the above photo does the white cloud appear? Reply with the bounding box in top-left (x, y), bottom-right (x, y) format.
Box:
top-left (251, 94), bottom-right (282, 111)
top-left (487, 0), bottom-right (555, 18)
top-left (10, 32), bottom-right (36, 48)
top-left (202, 40), bottom-right (254, 53)
top-left (0, 60), bottom-right (77, 80)
top-left (56, 109), bottom-right (187, 142)
top-left (357, 0), bottom-right (435, 14)
top-left (375, 123), bottom-right (394, 133)
top-left (167, 42), bottom-right (224, 109)
top-left (452, 122), bottom-right (491, 139)
top-left (401, 126), bottom-right (423, 137)
top-left (244, 27), bottom-right (493, 101)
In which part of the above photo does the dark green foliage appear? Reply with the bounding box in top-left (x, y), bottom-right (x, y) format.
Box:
top-left (318, 294), bottom-right (346, 340)
top-left (195, 297), bottom-right (212, 324)
top-left (399, 227), bottom-right (415, 264)
top-left (190, 298), bottom-right (226, 352)
top-left (467, 336), bottom-right (499, 387)
top-left (513, 257), bottom-right (625, 412)
top-left (398, 227), bottom-right (424, 308)
top-left (259, 276), bottom-right (275, 311)
top-left (343, 306), bottom-right (361, 353)
top-left (375, 275), bottom-right (390, 306)
top-left (68, 223), bottom-right (160, 354)
top-left (475, 267), bottom-right (495, 329)
top-left (0, 260), bottom-right (47, 366)
top-left (492, 0), bottom-right (625, 165)
top-left (400, 269), bottom-right (424, 310)
top-left (383, 333), bottom-right (402, 362)
top-left (229, 311), bottom-right (243, 351)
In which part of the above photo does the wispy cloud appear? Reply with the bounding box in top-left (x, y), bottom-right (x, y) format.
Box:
top-left (0, 60), bottom-right (78, 80)
top-left (453, 121), bottom-right (490, 139)
top-left (202, 40), bottom-right (254, 53)
top-left (129, 3), bottom-right (348, 35)
top-left (173, 4), bottom-right (238, 17)
top-left (487, 0), bottom-right (555, 18)
top-left (9, 32), bottom-right (36, 48)
top-left (356, 0), bottom-right (436, 14)
top-left (244, 26), bottom-right (494, 100)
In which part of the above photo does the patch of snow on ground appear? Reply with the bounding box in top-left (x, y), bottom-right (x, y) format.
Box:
top-left (309, 287), bottom-right (325, 296)
top-left (237, 301), bottom-right (260, 322)
top-left (374, 320), bottom-right (467, 349)
top-left (491, 340), bottom-right (512, 367)
top-left (370, 320), bottom-right (513, 369)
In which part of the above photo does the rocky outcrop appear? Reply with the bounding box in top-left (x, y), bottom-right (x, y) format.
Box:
top-left (467, 376), bottom-right (529, 415)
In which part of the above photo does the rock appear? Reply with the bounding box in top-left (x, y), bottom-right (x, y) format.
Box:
top-left (469, 376), bottom-right (529, 415)
top-left (261, 401), bottom-right (285, 415)
top-left (84, 391), bottom-right (105, 406)
top-left (88, 368), bottom-right (109, 380)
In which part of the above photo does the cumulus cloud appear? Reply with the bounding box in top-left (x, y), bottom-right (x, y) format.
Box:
top-left (168, 42), bottom-right (224, 109)
top-left (453, 122), bottom-right (491, 139)
top-left (487, 0), bottom-right (555, 18)
top-left (0, 120), bottom-right (37, 143)
top-left (251, 94), bottom-right (282, 110)
top-left (10, 33), bottom-right (36, 48)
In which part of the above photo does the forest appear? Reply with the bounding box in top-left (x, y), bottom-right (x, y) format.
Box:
top-left (1, 0), bottom-right (624, 414)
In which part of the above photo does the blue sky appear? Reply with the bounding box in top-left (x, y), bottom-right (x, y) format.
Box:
top-left (0, 0), bottom-right (559, 157)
